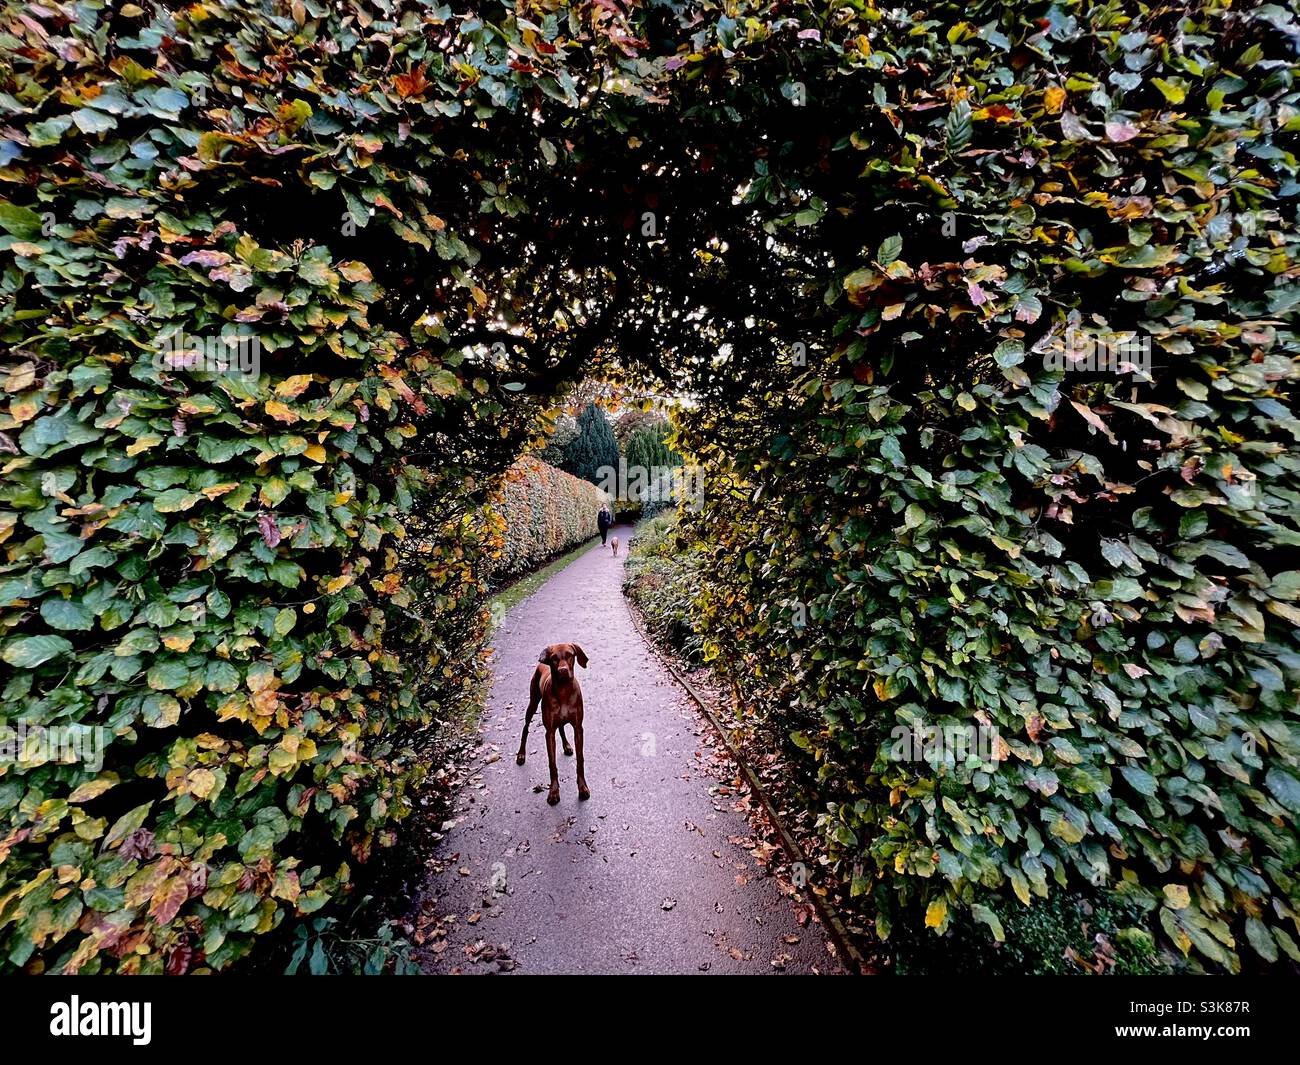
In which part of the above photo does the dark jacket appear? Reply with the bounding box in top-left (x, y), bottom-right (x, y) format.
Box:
top-left (597, 507), bottom-right (612, 530)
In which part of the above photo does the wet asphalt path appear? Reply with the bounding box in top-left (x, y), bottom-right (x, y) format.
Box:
top-left (418, 524), bottom-right (839, 974)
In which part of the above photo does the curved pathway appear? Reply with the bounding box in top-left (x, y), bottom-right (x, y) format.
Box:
top-left (417, 525), bottom-right (839, 974)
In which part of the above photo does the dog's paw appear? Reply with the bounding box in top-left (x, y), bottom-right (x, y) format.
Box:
top-left (578, 787), bottom-right (591, 801)
top-left (546, 789), bottom-right (560, 806)
top-left (562, 746), bottom-right (573, 757)
top-left (515, 752), bottom-right (526, 766)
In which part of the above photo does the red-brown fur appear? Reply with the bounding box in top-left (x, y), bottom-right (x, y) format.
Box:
top-left (517, 643), bottom-right (590, 804)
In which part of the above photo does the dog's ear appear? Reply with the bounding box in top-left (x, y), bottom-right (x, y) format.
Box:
top-left (538, 646), bottom-right (554, 665)
top-left (570, 644), bottom-right (588, 668)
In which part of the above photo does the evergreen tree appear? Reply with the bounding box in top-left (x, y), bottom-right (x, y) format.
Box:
top-left (623, 421), bottom-right (683, 509)
top-left (565, 403), bottom-right (619, 486)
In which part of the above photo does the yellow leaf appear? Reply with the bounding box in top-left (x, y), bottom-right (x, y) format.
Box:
top-left (8, 398), bottom-right (39, 424)
top-left (304, 444), bottom-right (326, 461)
top-left (337, 261), bottom-right (372, 283)
top-left (68, 777), bottom-right (117, 804)
top-left (5, 363), bottom-right (36, 391)
top-left (264, 399), bottom-right (298, 424)
top-left (187, 768), bottom-right (217, 799)
top-left (371, 572), bottom-right (400, 595)
top-left (126, 434), bottom-right (162, 456)
top-left (1043, 85), bottom-right (1066, 114)
top-left (1163, 884), bottom-right (1191, 909)
top-left (925, 899), bottom-right (948, 928)
top-left (275, 374), bottom-right (313, 398)
top-left (268, 747), bottom-right (296, 776)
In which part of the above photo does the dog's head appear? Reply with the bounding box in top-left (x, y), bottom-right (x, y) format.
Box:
top-left (539, 643), bottom-right (588, 683)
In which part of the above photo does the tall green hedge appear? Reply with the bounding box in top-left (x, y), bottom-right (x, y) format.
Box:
top-left (0, 0), bottom-right (638, 973)
top-left (669, 0), bottom-right (1300, 971)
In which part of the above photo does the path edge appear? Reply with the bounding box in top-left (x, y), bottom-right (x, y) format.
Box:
top-left (624, 597), bottom-right (871, 975)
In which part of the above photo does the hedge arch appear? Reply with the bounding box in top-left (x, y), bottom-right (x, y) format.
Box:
top-left (1, 0), bottom-right (1297, 973)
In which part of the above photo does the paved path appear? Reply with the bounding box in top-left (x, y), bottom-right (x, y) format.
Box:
top-left (417, 524), bottom-right (839, 974)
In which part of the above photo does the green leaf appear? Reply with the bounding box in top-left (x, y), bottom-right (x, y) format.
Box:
top-left (71, 108), bottom-right (117, 134)
top-left (992, 340), bottom-right (1024, 368)
top-left (1265, 768), bottom-right (1300, 813)
top-left (0, 202), bottom-right (43, 238)
top-left (946, 98), bottom-right (972, 152)
top-left (970, 903), bottom-right (1005, 942)
top-left (1120, 765), bottom-right (1159, 797)
top-left (152, 488), bottom-right (201, 514)
top-left (147, 659), bottom-right (192, 691)
top-left (104, 802), bottom-right (153, 850)
top-left (40, 597), bottom-right (95, 631)
top-left (877, 234), bottom-right (903, 265)
top-left (2, 634), bottom-right (73, 668)
top-left (1151, 77), bottom-right (1187, 104)
top-left (1245, 918), bottom-right (1278, 963)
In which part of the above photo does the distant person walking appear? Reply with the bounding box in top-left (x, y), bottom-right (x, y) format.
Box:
top-left (597, 503), bottom-right (612, 545)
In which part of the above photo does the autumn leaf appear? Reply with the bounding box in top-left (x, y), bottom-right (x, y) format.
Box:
top-left (394, 64), bottom-right (430, 99)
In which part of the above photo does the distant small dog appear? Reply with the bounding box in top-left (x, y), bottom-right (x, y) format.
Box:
top-left (517, 643), bottom-right (590, 805)
top-left (610, 536), bottom-right (620, 556)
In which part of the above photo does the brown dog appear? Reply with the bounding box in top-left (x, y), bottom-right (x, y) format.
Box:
top-left (517, 643), bottom-right (590, 805)
top-left (610, 536), bottom-right (620, 556)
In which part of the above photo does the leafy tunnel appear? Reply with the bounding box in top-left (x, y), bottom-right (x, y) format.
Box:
top-left (1, 0), bottom-right (1298, 974)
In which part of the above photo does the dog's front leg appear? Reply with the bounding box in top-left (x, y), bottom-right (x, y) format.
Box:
top-left (557, 722), bottom-right (573, 757)
top-left (574, 720), bottom-right (590, 801)
top-left (544, 723), bottom-right (560, 805)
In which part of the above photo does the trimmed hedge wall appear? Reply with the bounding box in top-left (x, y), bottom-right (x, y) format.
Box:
top-left (488, 457), bottom-right (609, 582)
top-left (0, 0), bottom-right (627, 974)
top-left (668, 0), bottom-right (1300, 972)
top-left (622, 511), bottom-right (704, 664)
